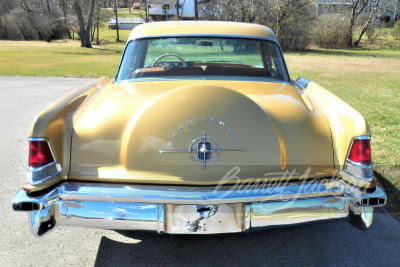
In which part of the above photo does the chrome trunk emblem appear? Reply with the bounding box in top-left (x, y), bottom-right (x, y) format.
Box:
top-left (190, 133), bottom-right (220, 166)
top-left (159, 132), bottom-right (243, 168)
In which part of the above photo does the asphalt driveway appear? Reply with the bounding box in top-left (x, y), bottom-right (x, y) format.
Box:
top-left (1, 76), bottom-right (399, 266)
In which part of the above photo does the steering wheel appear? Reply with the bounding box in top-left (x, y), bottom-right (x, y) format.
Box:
top-left (151, 54), bottom-right (187, 68)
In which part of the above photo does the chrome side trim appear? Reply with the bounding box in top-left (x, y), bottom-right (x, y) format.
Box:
top-left (294, 77), bottom-right (311, 90)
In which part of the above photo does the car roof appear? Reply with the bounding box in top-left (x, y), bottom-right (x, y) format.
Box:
top-left (128, 21), bottom-right (276, 41)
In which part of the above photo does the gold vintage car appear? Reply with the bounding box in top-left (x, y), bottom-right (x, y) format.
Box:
top-left (13, 21), bottom-right (387, 236)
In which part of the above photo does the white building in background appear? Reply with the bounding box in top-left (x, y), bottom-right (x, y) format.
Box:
top-left (108, 17), bottom-right (145, 30)
top-left (147, 0), bottom-right (205, 21)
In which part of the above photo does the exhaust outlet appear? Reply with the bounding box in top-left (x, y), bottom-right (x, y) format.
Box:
top-left (360, 197), bottom-right (386, 207)
top-left (13, 202), bottom-right (40, 211)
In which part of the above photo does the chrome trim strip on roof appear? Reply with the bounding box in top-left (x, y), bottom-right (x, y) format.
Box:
top-left (132, 34), bottom-right (278, 42)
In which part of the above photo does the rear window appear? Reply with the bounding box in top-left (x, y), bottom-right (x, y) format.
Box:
top-left (116, 37), bottom-right (289, 82)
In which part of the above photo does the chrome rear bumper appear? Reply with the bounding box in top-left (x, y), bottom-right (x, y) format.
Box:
top-left (12, 180), bottom-right (387, 236)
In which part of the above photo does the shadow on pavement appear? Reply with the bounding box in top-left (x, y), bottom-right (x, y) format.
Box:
top-left (94, 212), bottom-right (400, 266)
top-left (375, 169), bottom-right (400, 221)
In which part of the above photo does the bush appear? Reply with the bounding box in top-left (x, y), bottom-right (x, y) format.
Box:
top-left (366, 22), bottom-right (386, 43)
top-left (133, 3), bottom-right (140, 10)
top-left (277, 14), bottom-right (313, 51)
top-left (392, 21), bottom-right (400, 40)
top-left (314, 14), bottom-right (348, 48)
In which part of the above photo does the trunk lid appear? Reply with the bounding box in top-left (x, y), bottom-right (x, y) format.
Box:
top-left (70, 80), bottom-right (335, 184)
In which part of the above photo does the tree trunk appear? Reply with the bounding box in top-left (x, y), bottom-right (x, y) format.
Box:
top-left (91, 26), bottom-right (95, 42)
top-left (144, 0), bottom-right (148, 22)
top-left (347, 0), bottom-right (370, 47)
top-left (60, 0), bottom-right (72, 39)
top-left (115, 0), bottom-right (120, 42)
top-left (96, 21), bottom-right (100, 45)
top-left (347, 2), bottom-right (356, 47)
top-left (96, 8), bottom-right (100, 45)
top-left (45, 0), bottom-right (51, 14)
top-left (176, 0), bottom-right (179, 20)
top-left (84, 0), bottom-right (96, 48)
top-left (353, 0), bottom-right (381, 46)
top-left (73, 0), bottom-right (86, 45)
top-left (347, 21), bottom-right (354, 47)
top-left (40, 0), bottom-right (45, 14)
top-left (194, 0), bottom-right (198, 20)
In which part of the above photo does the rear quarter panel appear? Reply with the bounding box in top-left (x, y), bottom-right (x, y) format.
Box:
top-left (304, 81), bottom-right (371, 187)
top-left (28, 77), bottom-right (110, 189)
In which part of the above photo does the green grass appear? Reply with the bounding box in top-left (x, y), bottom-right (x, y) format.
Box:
top-left (0, 40), bottom-right (123, 77)
top-left (285, 45), bottom-right (400, 187)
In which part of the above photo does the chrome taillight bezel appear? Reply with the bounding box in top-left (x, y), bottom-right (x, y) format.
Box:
top-left (344, 136), bottom-right (373, 181)
top-left (26, 137), bottom-right (62, 186)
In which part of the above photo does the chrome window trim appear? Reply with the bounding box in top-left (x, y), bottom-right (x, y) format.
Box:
top-left (116, 35), bottom-right (291, 82)
top-left (132, 34), bottom-right (278, 43)
top-left (116, 76), bottom-right (293, 85)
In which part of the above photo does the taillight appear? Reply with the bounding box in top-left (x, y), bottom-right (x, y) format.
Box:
top-left (28, 140), bottom-right (55, 168)
top-left (344, 136), bottom-right (375, 189)
top-left (348, 139), bottom-right (372, 165)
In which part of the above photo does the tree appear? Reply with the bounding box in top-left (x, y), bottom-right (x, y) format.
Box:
top-left (72, 0), bottom-right (96, 48)
top-left (353, 0), bottom-right (381, 46)
top-left (18, 0), bottom-right (66, 42)
top-left (194, 0), bottom-right (198, 20)
top-left (347, 0), bottom-right (382, 47)
top-left (114, 0), bottom-right (120, 42)
top-left (0, 0), bottom-right (17, 39)
top-left (176, 0), bottom-right (179, 19)
top-left (201, 0), bottom-right (315, 51)
top-left (60, 0), bottom-right (72, 39)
